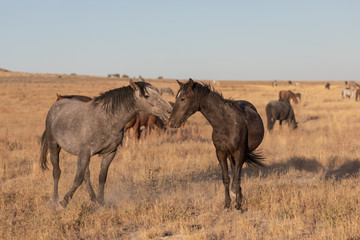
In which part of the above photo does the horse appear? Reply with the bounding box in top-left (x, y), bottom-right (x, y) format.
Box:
top-left (265, 99), bottom-right (298, 131)
top-left (342, 89), bottom-right (356, 99)
top-left (356, 89), bottom-right (360, 101)
top-left (160, 88), bottom-right (175, 96)
top-left (56, 94), bottom-right (167, 143)
top-left (272, 80), bottom-right (278, 87)
top-left (40, 79), bottom-right (173, 207)
top-left (325, 82), bottom-right (330, 89)
top-left (279, 90), bottom-right (299, 104)
top-left (348, 81), bottom-right (359, 90)
top-left (125, 112), bottom-right (166, 142)
top-left (169, 78), bottom-right (264, 210)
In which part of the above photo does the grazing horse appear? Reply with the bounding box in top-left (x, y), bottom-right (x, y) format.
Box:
top-left (342, 89), bottom-right (356, 99)
top-left (279, 90), bottom-right (299, 104)
top-left (325, 82), bottom-right (330, 89)
top-left (265, 99), bottom-right (298, 131)
top-left (160, 88), bottom-right (175, 96)
top-left (40, 80), bottom-right (172, 207)
top-left (169, 78), bottom-right (264, 210)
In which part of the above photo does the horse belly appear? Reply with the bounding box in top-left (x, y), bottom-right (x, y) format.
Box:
top-left (244, 110), bottom-right (264, 151)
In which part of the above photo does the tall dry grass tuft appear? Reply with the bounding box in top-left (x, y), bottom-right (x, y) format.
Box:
top-left (0, 75), bottom-right (359, 239)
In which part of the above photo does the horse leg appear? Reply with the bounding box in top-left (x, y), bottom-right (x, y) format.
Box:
top-left (216, 149), bottom-right (231, 208)
top-left (60, 150), bottom-right (90, 208)
top-left (49, 141), bottom-right (61, 203)
top-left (97, 151), bottom-right (117, 205)
top-left (84, 166), bottom-right (96, 202)
top-left (231, 149), bottom-right (246, 211)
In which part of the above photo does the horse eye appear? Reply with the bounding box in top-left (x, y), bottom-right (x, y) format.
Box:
top-left (180, 97), bottom-right (185, 101)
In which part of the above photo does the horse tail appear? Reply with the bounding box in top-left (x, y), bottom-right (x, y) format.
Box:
top-left (40, 129), bottom-right (49, 171)
top-left (246, 150), bottom-right (265, 167)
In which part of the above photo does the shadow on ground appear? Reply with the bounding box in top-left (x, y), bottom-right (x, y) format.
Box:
top-left (324, 158), bottom-right (360, 180)
top-left (243, 156), bottom-right (324, 178)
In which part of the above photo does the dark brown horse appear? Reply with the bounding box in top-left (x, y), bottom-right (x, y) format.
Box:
top-left (356, 89), bottom-right (360, 101)
top-left (325, 82), bottom-right (330, 89)
top-left (169, 79), bottom-right (264, 210)
top-left (279, 90), bottom-right (299, 104)
top-left (266, 99), bottom-right (298, 131)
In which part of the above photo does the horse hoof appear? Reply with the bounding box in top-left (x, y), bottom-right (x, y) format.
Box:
top-left (235, 204), bottom-right (244, 212)
top-left (59, 200), bottom-right (68, 208)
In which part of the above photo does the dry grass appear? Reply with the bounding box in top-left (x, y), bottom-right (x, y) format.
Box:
top-left (0, 73), bottom-right (359, 239)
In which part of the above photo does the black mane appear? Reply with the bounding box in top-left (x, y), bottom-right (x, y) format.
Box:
top-left (93, 82), bottom-right (150, 114)
top-left (192, 81), bottom-right (244, 112)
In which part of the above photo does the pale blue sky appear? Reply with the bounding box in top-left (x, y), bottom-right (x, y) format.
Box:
top-left (1, 0), bottom-right (359, 80)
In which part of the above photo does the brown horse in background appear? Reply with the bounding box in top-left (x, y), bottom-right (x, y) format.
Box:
top-left (125, 102), bottom-right (175, 142)
top-left (125, 112), bottom-right (166, 142)
top-left (279, 90), bottom-right (299, 104)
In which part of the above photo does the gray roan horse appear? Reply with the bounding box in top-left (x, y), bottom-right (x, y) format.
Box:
top-left (40, 80), bottom-right (172, 207)
top-left (265, 99), bottom-right (298, 131)
top-left (169, 78), bottom-right (264, 210)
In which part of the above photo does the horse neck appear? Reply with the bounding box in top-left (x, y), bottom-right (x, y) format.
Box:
top-left (96, 103), bottom-right (138, 128)
top-left (199, 92), bottom-right (228, 129)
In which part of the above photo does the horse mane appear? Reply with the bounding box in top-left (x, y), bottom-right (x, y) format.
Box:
top-left (93, 82), bottom-right (150, 114)
top-left (192, 81), bottom-right (243, 112)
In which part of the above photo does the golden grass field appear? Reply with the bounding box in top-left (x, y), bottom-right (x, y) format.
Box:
top-left (0, 71), bottom-right (359, 239)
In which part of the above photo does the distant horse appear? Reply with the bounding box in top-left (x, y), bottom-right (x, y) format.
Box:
top-left (160, 88), bottom-right (175, 96)
top-left (294, 82), bottom-right (302, 88)
top-left (356, 89), bottom-right (360, 101)
top-left (40, 80), bottom-right (172, 207)
top-left (266, 100), bottom-right (298, 131)
top-left (125, 112), bottom-right (166, 142)
top-left (342, 89), bottom-right (356, 99)
top-left (348, 81), bottom-right (359, 90)
top-left (279, 90), bottom-right (299, 104)
top-left (325, 82), bottom-right (330, 89)
top-left (169, 78), bottom-right (264, 210)
top-left (272, 80), bottom-right (278, 87)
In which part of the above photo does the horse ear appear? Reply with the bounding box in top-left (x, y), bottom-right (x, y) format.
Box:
top-left (189, 78), bottom-right (194, 88)
top-left (176, 80), bottom-right (184, 87)
top-left (56, 93), bottom-right (62, 100)
top-left (139, 75), bottom-right (145, 82)
top-left (129, 79), bottom-right (138, 90)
